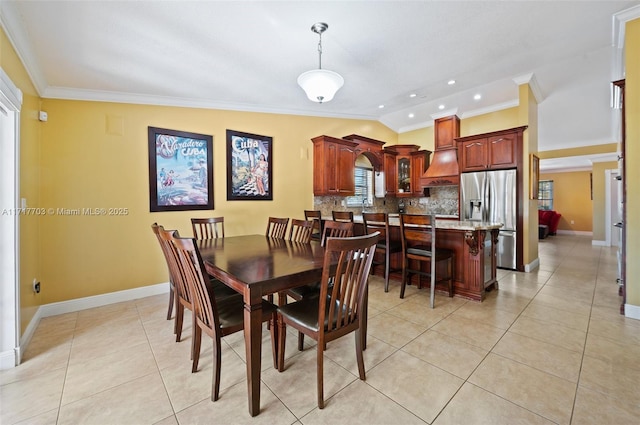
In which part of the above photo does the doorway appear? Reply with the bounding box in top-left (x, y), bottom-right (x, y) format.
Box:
top-left (605, 169), bottom-right (621, 247)
top-left (0, 68), bottom-right (22, 369)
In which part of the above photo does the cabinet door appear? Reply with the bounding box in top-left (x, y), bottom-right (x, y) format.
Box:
top-left (335, 144), bottom-right (356, 194)
top-left (384, 151), bottom-right (397, 196)
top-left (397, 156), bottom-right (411, 194)
top-left (435, 116), bottom-right (460, 150)
top-left (410, 151), bottom-right (428, 196)
top-left (459, 139), bottom-right (488, 172)
top-left (488, 134), bottom-right (516, 169)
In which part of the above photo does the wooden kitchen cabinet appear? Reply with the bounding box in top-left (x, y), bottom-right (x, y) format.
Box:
top-left (383, 149), bottom-right (397, 196)
top-left (311, 135), bottom-right (358, 196)
top-left (457, 129), bottom-right (520, 172)
top-left (383, 145), bottom-right (430, 197)
top-left (435, 115), bottom-right (460, 150)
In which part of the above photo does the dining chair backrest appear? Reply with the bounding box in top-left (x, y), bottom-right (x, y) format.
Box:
top-left (318, 232), bottom-right (378, 340)
top-left (288, 219), bottom-right (313, 243)
top-left (304, 210), bottom-right (322, 239)
top-left (332, 210), bottom-right (354, 223)
top-left (321, 220), bottom-right (354, 247)
top-left (157, 226), bottom-right (191, 304)
top-left (171, 236), bottom-right (221, 332)
top-left (266, 217), bottom-right (289, 239)
top-left (151, 223), bottom-right (177, 319)
top-left (191, 217), bottom-right (225, 240)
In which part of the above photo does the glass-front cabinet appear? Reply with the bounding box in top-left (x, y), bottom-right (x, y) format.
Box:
top-left (383, 144), bottom-right (431, 197)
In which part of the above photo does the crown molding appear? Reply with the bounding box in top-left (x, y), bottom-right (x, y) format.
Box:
top-left (0, 2), bottom-right (46, 96)
top-left (42, 86), bottom-right (378, 121)
top-left (512, 73), bottom-right (544, 103)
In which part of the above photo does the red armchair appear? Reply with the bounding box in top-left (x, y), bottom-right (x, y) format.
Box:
top-left (538, 210), bottom-right (561, 238)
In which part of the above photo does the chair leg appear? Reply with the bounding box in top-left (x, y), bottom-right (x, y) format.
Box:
top-left (166, 282), bottom-right (174, 320)
top-left (447, 257), bottom-right (454, 297)
top-left (270, 313), bottom-right (278, 370)
top-left (192, 325), bottom-right (202, 372)
top-left (355, 329), bottom-right (366, 380)
top-left (212, 338), bottom-right (222, 401)
top-left (277, 314), bottom-right (286, 372)
top-left (317, 339), bottom-right (325, 409)
top-left (175, 303), bottom-right (184, 342)
top-left (384, 250), bottom-right (390, 292)
top-left (429, 260), bottom-right (436, 309)
top-left (298, 332), bottom-right (305, 351)
top-left (400, 259), bottom-right (408, 299)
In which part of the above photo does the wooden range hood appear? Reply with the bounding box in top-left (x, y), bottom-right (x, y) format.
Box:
top-left (421, 115), bottom-right (460, 187)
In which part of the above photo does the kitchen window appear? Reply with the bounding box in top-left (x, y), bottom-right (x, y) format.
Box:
top-left (538, 180), bottom-right (553, 210)
top-left (346, 166), bottom-right (374, 207)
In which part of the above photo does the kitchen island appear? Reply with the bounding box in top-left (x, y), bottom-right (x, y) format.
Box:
top-left (324, 215), bottom-right (502, 301)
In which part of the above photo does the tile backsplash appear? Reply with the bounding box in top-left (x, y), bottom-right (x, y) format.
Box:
top-left (314, 186), bottom-right (459, 217)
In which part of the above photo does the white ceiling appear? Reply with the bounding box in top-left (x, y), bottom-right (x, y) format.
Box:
top-left (2, 0), bottom-right (639, 171)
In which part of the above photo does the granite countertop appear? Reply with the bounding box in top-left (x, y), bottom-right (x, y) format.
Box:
top-left (322, 214), bottom-right (503, 231)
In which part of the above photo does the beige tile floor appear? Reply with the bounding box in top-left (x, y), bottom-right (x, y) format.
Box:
top-left (2, 235), bottom-right (639, 424)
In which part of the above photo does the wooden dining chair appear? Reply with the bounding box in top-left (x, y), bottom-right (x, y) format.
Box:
top-left (266, 217), bottom-right (289, 239)
top-left (362, 212), bottom-right (402, 292)
top-left (287, 219), bottom-right (355, 350)
top-left (304, 210), bottom-right (322, 241)
top-left (151, 223), bottom-right (176, 321)
top-left (399, 214), bottom-right (454, 308)
top-left (331, 210), bottom-right (354, 223)
top-left (171, 234), bottom-right (279, 401)
top-left (191, 217), bottom-right (225, 240)
top-left (156, 225), bottom-right (236, 345)
top-left (288, 218), bottom-right (313, 243)
top-left (277, 232), bottom-right (379, 409)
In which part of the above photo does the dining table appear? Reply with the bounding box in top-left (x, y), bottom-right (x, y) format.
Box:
top-left (198, 234), bottom-right (328, 416)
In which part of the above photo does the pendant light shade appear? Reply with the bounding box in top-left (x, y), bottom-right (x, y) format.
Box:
top-left (297, 69), bottom-right (344, 103)
top-left (297, 22), bottom-right (344, 103)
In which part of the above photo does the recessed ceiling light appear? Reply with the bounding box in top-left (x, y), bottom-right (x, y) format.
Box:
top-left (438, 104), bottom-right (445, 110)
top-left (378, 104), bottom-right (385, 109)
top-left (409, 93), bottom-right (417, 98)
top-left (408, 113), bottom-right (415, 118)
top-left (448, 80), bottom-right (456, 85)
top-left (474, 94), bottom-right (482, 100)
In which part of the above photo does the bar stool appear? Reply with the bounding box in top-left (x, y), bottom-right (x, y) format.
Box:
top-left (362, 212), bottom-right (402, 292)
top-left (304, 210), bottom-right (322, 241)
top-left (399, 214), bottom-right (454, 308)
top-left (332, 211), bottom-right (354, 223)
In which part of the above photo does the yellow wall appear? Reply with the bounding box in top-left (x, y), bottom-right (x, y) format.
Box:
top-left (539, 171), bottom-right (593, 232)
top-left (398, 127), bottom-right (434, 150)
top-left (37, 99), bottom-right (397, 304)
top-left (1, 29), bottom-right (43, 332)
top-left (626, 18), bottom-right (639, 308)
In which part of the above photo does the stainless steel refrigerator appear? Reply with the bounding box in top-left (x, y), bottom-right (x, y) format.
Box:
top-left (460, 169), bottom-right (517, 270)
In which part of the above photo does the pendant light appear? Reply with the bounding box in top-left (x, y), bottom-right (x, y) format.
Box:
top-left (297, 22), bottom-right (344, 103)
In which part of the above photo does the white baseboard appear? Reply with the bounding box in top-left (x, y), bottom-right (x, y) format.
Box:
top-left (592, 240), bottom-right (608, 246)
top-left (556, 230), bottom-right (593, 236)
top-left (625, 303), bottom-right (640, 321)
top-left (0, 349), bottom-right (17, 370)
top-left (17, 282), bottom-right (170, 367)
top-left (525, 257), bottom-right (540, 272)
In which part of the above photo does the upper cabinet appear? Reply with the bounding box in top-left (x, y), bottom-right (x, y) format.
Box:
top-left (311, 135), bottom-right (358, 196)
top-left (457, 128), bottom-right (526, 172)
top-left (434, 115), bottom-right (460, 150)
top-left (384, 145), bottom-right (431, 197)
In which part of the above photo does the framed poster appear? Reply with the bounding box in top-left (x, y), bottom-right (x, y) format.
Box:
top-left (226, 130), bottom-right (273, 200)
top-left (530, 153), bottom-right (540, 200)
top-left (148, 126), bottom-right (214, 212)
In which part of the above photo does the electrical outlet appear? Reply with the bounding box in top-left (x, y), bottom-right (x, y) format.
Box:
top-left (33, 278), bottom-right (41, 294)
